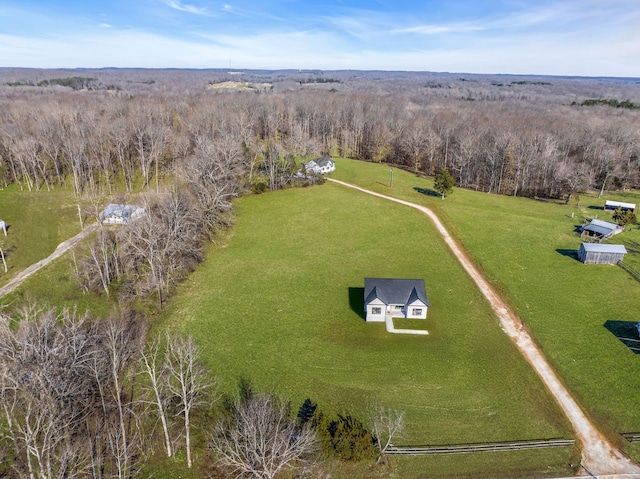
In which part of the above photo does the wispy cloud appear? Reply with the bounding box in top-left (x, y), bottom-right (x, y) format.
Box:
top-left (0, 0), bottom-right (637, 76)
top-left (163, 0), bottom-right (211, 16)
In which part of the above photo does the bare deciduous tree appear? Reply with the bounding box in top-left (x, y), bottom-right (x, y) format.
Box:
top-left (165, 335), bottom-right (211, 468)
top-left (370, 405), bottom-right (405, 460)
top-left (140, 338), bottom-right (173, 459)
top-left (210, 393), bottom-right (318, 479)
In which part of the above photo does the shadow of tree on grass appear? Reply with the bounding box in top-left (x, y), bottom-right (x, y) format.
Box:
top-left (413, 187), bottom-right (439, 197)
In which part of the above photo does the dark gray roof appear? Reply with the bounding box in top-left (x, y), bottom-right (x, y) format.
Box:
top-left (364, 278), bottom-right (429, 307)
top-left (580, 243), bottom-right (627, 254)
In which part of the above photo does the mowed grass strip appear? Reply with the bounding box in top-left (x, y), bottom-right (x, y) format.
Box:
top-left (330, 158), bottom-right (640, 460)
top-left (163, 181), bottom-right (572, 448)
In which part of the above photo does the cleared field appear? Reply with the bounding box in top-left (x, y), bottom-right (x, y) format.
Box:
top-left (161, 177), bottom-right (574, 476)
top-left (0, 185), bottom-right (82, 288)
top-left (330, 158), bottom-right (640, 462)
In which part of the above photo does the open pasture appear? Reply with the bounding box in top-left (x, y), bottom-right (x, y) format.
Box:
top-left (331, 158), bottom-right (640, 461)
top-left (161, 177), bottom-right (573, 476)
top-left (0, 185), bottom-right (82, 287)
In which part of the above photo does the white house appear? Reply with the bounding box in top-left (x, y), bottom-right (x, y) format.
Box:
top-left (99, 204), bottom-right (144, 225)
top-left (364, 278), bottom-right (429, 322)
top-left (305, 156), bottom-right (336, 175)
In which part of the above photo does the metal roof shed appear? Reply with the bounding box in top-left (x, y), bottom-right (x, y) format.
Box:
top-left (581, 219), bottom-right (623, 241)
top-left (578, 243), bottom-right (627, 264)
top-left (605, 200), bottom-right (636, 212)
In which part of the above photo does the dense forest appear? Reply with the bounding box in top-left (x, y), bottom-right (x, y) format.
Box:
top-left (1, 68), bottom-right (640, 478)
top-left (1, 68), bottom-right (639, 202)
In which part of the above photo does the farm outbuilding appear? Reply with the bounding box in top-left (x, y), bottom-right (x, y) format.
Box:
top-left (605, 200), bottom-right (636, 212)
top-left (581, 219), bottom-right (623, 242)
top-left (578, 243), bottom-right (627, 264)
top-left (99, 204), bottom-right (144, 225)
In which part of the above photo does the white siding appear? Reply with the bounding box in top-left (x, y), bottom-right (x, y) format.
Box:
top-left (366, 299), bottom-right (386, 322)
top-left (406, 299), bottom-right (428, 319)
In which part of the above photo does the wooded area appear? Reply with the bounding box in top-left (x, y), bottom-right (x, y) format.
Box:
top-left (0, 69), bottom-right (639, 201)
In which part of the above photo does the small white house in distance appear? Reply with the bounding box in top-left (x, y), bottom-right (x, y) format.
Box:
top-left (578, 243), bottom-right (627, 264)
top-left (305, 156), bottom-right (336, 175)
top-left (100, 204), bottom-right (144, 225)
top-left (364, 278), bottom-right (429, 322)
top-left (605, 200), bottom-right (636, 212)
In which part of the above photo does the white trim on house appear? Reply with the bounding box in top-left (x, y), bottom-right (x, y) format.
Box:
top-left (363, 278), bottom-right (429, 322)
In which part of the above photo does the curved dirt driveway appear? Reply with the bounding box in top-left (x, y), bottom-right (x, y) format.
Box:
top-left (329, 178), bottom-right (640, 476)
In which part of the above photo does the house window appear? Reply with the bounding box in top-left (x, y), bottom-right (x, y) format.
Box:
top-left (412, 308), bottom-right (423, 316)
top-left (371, 307), bottom-right (382, 315)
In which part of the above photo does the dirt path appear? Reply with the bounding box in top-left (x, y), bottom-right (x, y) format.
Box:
top-left (0, 223), bottom-right (98, 299)
top-left (329, 178), bottom-right (640, 476)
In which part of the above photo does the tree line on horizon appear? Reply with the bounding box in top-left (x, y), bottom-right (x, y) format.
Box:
top-left (0, 84), bottom-right (638, 201)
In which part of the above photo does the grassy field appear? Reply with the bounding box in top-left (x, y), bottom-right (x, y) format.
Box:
top-left (160, 175), bottom-right (575, 477)
top-left (0, 185), bottom-right (83, 287)
top-left (330, 158), bottom-right (640, 461)
top-left (0, 184), bottom-right (120, 317)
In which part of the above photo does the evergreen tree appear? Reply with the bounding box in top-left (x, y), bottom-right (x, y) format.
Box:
top-left (434, 168), bottom-right (455, 199)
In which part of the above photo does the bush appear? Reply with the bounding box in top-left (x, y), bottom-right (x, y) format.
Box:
top-left (300, 399), bottom-right (377, 461)
top-left (613, 207), bottom-right (637, 227)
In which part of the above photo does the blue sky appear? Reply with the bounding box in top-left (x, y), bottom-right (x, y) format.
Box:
top-left (0, 0), bottom-right (638, 76)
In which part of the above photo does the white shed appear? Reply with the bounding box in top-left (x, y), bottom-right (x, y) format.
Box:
top-left (605, 200), bottom-right (636, 212)
top-left (578, 243), bottom-right (627, 264)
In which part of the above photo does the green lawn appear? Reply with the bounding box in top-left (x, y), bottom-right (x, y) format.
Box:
top-left (330, 158), bottom-right (640, 461)
top-left (160, 177), bottom-right (574, 477)
top-left (0, 184), bottom-right (119, 317)
top-left (0, 185), bottom-right (83, 287)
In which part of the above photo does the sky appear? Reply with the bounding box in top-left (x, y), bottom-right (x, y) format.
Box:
top-left (0, 0), bottom-right (639, 77)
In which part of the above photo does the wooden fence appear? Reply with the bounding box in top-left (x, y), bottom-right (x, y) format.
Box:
top-left (383, 438), bottom-right (575, 455)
